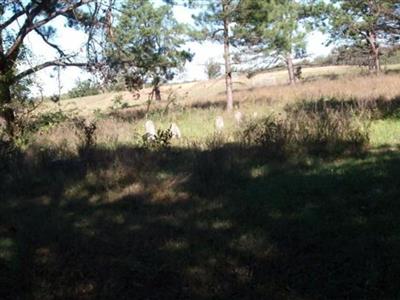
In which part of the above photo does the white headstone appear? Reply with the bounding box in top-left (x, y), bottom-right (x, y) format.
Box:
top-left (234, 111), bottom-right (243, 124)
top-left (144, 120), bottom-right (156, 140)
top-left (170, 123), bottom-right (181, 139)
top-left (215, 116), bottom-right (224, 132)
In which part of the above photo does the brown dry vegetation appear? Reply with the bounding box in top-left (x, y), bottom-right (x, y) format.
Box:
top-left (2, 66), bottom-right (400, 299)
top-left (41, 65), bottom-right (398, 116)
top-left (33, 70), bottom-right (400, 152)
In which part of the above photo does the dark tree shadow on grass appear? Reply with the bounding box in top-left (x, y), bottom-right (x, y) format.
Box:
top-left (286, 95), bottom-right (400, 120)
top-left (384, 69), bottom-right (400, 75)
top-left (189, 100), bottom-right (227, 110)
top-left (1, 145), bottom-right (400, 299)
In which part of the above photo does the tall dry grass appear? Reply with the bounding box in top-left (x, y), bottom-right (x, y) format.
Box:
top-left (241, 100), bottom-right (371, 158)
top-left (41, 68), bottom-right (400, 116)
top-left (3, 68), bottom-right (400, 300)
top-left (233, 74), bottom-right (400, 108)
top-left (23, 72), bottom-right (400, 154)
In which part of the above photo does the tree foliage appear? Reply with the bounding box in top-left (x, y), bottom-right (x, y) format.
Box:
top-left (0, 0), bottom-right (113, 138)
top-left (235, 0), bottom-right (311, 84)
top-left (314, 0), bottom-right (400, 72)
top-left (313, 44), bottom-right (400, 67)
top-left (68, 79), bottom-right (101, 99)
top-left (188, 0), bottom-right (240, 110)
top-left (106, 0), bottom-right (192, 100)
top-left (236, 0), bottom-right (309, 58)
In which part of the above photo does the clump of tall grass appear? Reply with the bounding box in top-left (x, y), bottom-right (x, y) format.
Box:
top-left (73, 117), bottom-right (98, 160)
top-left (241, 98), bottom-right (371, 158)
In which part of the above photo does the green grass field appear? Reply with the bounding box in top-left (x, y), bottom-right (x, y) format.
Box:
top-left (2, 65), bottom-right (400, 299)
top-left (371, 119), bottom-right (400, 146)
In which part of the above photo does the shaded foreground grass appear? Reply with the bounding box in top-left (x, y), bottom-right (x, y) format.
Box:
top-left (1, 144), bottom-right (400, 299)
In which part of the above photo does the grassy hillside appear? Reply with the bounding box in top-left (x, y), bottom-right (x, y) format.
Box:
top-left (42, 65), bottom-right (385, 116)
top-left (2, 65), bottom-right (400, 299)
top-left (37, 65), bottom-right (400, 147)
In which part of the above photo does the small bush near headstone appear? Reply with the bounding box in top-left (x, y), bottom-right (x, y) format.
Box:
top-left (73, 118), bottom-right (97, 157)
top-left (142, 128), bottom-right (173, 150)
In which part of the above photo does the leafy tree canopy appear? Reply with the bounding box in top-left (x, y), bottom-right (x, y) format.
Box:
top-left (235, 0), bottom-right (312, 65)
top-left (105, 0), bottom-right (193, 93)
top-left (0, 0), bottom-right (113, 137)
top-left (312, 0), bottom-right (400, 71)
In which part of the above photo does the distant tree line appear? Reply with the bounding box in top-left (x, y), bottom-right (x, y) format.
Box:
top-left (68, 80), bottom-right (101, 99)
top-left (167, 0), bottom-right (399, 111)
top-left (312, 45), bottom-right (400, 68)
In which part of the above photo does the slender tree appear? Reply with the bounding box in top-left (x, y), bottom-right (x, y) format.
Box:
top-left (0, 0), bottom-right (113, 138)
top-left (107, 0), bottom-right (192, 101)
top-left (186, 0), bottom-right (240, 111)
top-left (235, 0), bottom-right (310, 85)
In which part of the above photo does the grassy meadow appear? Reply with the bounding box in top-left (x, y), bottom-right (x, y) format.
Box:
top-left (1, 65), bottom-right (400, 299)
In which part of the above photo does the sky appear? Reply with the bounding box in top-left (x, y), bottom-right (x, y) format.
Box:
top-left (26, 3), bottom-right (333, 96)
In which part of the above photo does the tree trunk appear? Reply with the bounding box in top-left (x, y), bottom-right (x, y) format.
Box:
top-left (372, 48), bottom-right (380, 74)
top-left (367, 31), bottom-right (381, 74)
top-left (0, 73), bottom-right (15, 138)
top-left (285, 54), bottom-right (296, 85)
top-left (223, 2), bottom-right (233, 111)
top-left (154, 86), bottom-right (161, 101)
top-left (0, 27), bottom-right (19, 139)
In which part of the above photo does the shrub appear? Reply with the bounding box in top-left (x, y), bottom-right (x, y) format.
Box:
top-left (241, 115), bottom-right (297, 159)
top-left (106, 75), bottom-right (128, 92)
top-left (73, 118), bottom-right (97, 157)
top-left (68, 80), bottom-right (101, 99)
top-left (241, 99), bottom-right (370, 158)
top-left (382, 46), bottom-right (400, 65)
top-left (142, 128), bottom-right (173, 150)
top-left (110, 94), bottom-right (129, 111)
top-left (8, 105), bottom-right (70, 148)
top-left (204, 59), bottom-right (222, 79)
top-left (33, 110), bottom-right (69, 130)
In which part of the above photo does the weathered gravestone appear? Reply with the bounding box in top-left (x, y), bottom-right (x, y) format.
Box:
top-left (215, 116), bottom-right (224, 132)
top-left (170, 123), bottom-right (181, 139)
top-left (144, 120), bottom-right (156, 140)
top-left (234, 111), bottom-right (243, 124)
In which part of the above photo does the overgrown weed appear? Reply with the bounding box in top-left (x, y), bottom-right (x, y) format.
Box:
top-left (241, 98), bottom-right (371, 158)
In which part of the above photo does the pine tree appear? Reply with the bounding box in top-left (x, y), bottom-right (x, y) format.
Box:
top-left (235, 0), bottom-right (310, 85)
top-left (106, 0), bottom-right (192, 101)
top-left (188, 0), bottom-right (240, 111)
top-left (315, 0), bottom-right (400, 73)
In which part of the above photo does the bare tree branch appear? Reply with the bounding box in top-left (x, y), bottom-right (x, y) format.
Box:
top-left (0, 10), bottom-right (25, 31)
top-left (0, 3), bottom-right (25, 31)
top-left (6, 0), bottom-right (94, 61)
top-left (15, 59), bottom-right (89, 82)
top-left (212, 28), bottom-right (224, 38)
top-left (34, 28), bottom-right (68, 58)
